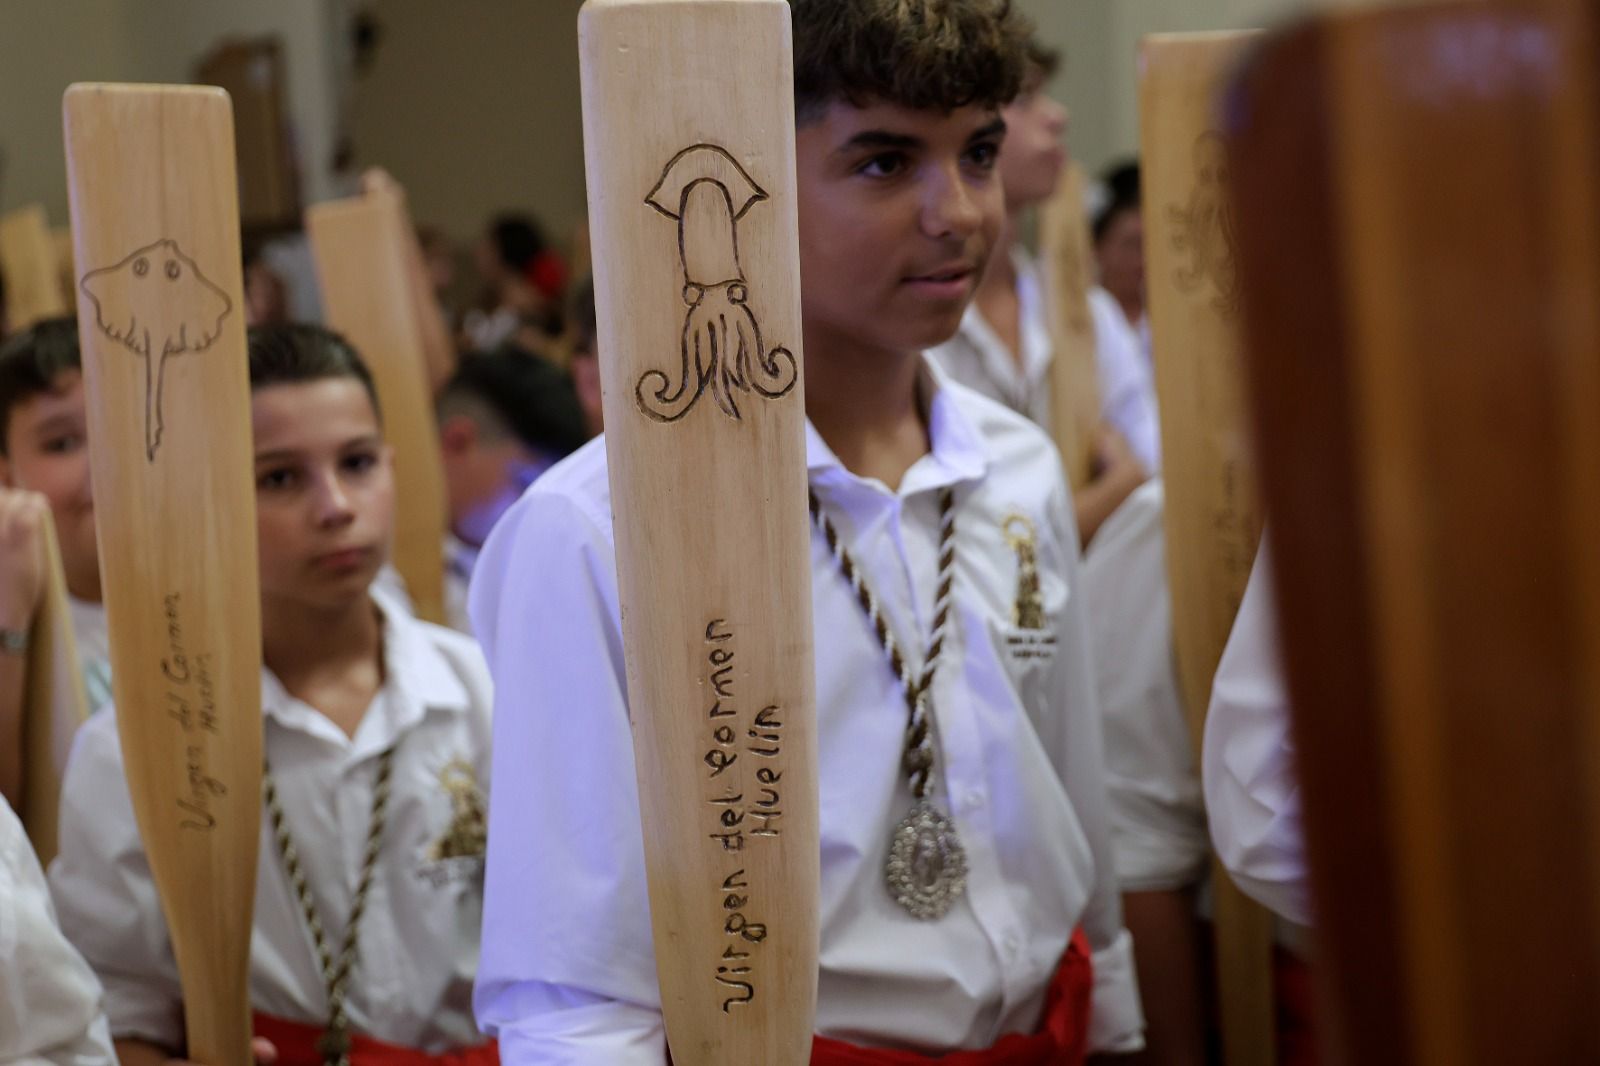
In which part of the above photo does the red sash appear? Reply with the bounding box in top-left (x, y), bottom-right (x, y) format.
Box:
top-left (252, 1014), bottom-right (498, 1066)
top-left (810, 928), bottom-right (1094, 1065)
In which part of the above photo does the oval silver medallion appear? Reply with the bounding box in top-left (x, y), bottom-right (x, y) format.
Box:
top-left (885, 801), bottom-right (968, 920)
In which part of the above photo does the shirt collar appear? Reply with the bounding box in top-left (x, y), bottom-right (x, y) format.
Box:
top-left (804, 355), bottom-right (989, 496)
top-left (262, 590), bottom-right (471, 756)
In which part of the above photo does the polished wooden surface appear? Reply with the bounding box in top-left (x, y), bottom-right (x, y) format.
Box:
top-left (1230, 3), bottom-right (1600, 1061)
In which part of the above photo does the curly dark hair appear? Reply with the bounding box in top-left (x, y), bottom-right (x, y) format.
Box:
top-left (791, 0), bottom-right (1032, 121)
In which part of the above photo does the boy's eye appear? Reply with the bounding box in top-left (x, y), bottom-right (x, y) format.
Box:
top-left (965, 142), bottom-right (1002, 170)
top-left (857, 152), bottom-right (909, 179)
top-left (342, 451), bottom-right (379, 475)
top-left (41, 433), bottom-right (84, 455)
top-left (257, 467), bottom-right (298, 491)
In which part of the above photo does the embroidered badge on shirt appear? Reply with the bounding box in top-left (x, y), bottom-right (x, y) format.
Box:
top-left (428, 758), bottom-right (488, 863)
top-left (1002, 513), bottom-right (1058, 663)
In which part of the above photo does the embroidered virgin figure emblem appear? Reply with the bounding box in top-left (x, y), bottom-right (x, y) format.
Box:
top-left (428, 759), bottom-right (488, 862)
top-left (1003, 514), bottom-right (1046, 631)
top-left (635, 143), bottom-right (798, 423)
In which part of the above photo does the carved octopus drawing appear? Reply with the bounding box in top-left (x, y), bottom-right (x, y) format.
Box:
top-left (637, 144), bottom-right (798, 423)
top-left (1167, 131), bottom-right (1242, 316)
top-left (79, 239), bottom-right (232, 460)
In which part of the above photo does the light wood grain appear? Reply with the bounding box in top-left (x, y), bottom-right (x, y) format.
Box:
top-left (64, 83), bottom-right (262, 1066)
top-left (1231, 3), bottom-right (1600, 1061)
top-left (19, 511), bottom-right (88, 865)
top-left (360, 169), bottom-right (458, 392)
top-left (579, 1), bottom-right (819, 1062)
top-left (307, 190), bottom-right (449, 625)
top-left (1140, 31), bottom-right (1275, 1066)
top-left (1040, 164), bottom-right (1101, 492)
top-left (0, 205), bottom-right (69, 330)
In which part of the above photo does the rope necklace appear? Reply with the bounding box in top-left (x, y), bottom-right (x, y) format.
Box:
top-left (809, 485), bottom-right (968, 920)
top-left (263, 745), bottom-right (397, 1066)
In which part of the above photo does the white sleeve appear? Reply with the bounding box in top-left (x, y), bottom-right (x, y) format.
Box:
top-left (1040, 473), bottom-right (1145, 1054)
top-left (0, 798), bottom-right (116, 1066)
top-left (1081, 482), bottom-right (1209, 892)
top-left (1089, 292), bottom-right (1163, 474)
top-left (1202, 542), bottom-right (1313, 925)
top-left (467, 487), bottom-right (667, 1066)
top-left (46, 714), bottom-right (185, 1051)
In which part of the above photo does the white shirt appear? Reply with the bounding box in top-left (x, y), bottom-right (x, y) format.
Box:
top-left (1082, 481), bottom-right (1208, 892)
top-left (1202, 542), bottom-right (1310, 925)
top-left (1087, 288), bottom-right (1161, 474)
top-left (469, 365), bottom-right (1143, 1063)
top-left (63, 599), bottom-right (111, 717)
top-left (48, 592), bottom-right (495, 1052)
top-left (927, 250), bottom-right (1054, 428)
top-left (0, 797), bottom-right (115, 1066)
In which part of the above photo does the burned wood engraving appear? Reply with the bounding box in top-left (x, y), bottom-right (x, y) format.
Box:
top-left (638, 144), bottom-right (798, 424)
top-left (1168, 132), bottom-right (1242, 316)
top-left (80, 239), bottom-right (232, 461)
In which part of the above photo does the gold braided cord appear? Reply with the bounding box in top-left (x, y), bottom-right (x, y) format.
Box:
top-left (809, 486), bottom-right (956, 800)
top-left (263, 745), bottom-right (397, 1066)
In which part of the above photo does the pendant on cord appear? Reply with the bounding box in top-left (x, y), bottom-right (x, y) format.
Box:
top-left (885, 801), bottom-right (968, 920)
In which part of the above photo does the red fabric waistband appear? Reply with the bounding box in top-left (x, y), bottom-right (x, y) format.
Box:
top-left (252, 1013), bottom-right (499, 1066)
top-left (810, 927), bottom-right (1093, 1065)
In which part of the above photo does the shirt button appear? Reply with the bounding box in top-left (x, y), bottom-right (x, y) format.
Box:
top-left (963, 790), bottom-right (986, 812)
top-left (1003, 932), bottom-right (1022, 956)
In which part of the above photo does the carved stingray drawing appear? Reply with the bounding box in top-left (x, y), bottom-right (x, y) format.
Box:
top-left (79, 239), bottom-right (232, 460)
top-left (1168, 131), bottom-right (1242, 316)
top-left (637, 144), bottom-right (798, 423)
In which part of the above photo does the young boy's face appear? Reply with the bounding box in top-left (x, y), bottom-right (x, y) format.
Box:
top-left (0, 371), bottom-right (99, 597)
top-left (251, 379), bottom-right (395, 612)
top-left (795, 100), bottom-right (1007, 357)
top-left (999, 74), bottom-right (1068, 211)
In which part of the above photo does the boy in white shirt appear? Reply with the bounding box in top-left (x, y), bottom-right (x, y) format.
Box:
top-left (928, 45), bottom-right (1149, 546)
top-left (470, 2), bottom-right (1143, 1062)
top-left (0, 794), bottom-right (115, 1066)
top-left (50, 324), bottom-right (496, 1066)
top-left (0, 319), bottom-right (115, 814)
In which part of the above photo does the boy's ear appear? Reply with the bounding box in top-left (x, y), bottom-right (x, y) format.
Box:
top-left (438, 414), bottom-right (479, 455)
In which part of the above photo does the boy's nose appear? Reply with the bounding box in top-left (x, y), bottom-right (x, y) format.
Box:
top-left (922, 166), bottom-right (984, 239)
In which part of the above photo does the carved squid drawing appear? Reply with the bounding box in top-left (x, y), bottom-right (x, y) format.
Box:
top-left (1168, 131), bottom-right (1242, 316)
top-left (637, 144), bottom-right (798, 423)
top-left (80, 239), bottom-right (232, 460)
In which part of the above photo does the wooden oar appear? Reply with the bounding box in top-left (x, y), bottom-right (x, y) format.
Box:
top-left (307, 187), bottom-right (449, 625)
top-left (359, 169), bottom-right (458, 392)
top-left (1229, 3), bottom-right (1600, 1061)
top-left (0, 205), bottom-right (69, 330)
top-left (19, 510), bottom-right (88, 865)
top-left (1040, 163), bottom-right (1102, 492)
top-left (578, 1), bottom-right (819, 1061)
top-left (64, 83), bottom-right (262, 1066)
top-left (1140, 30), bottom-right (1275, 1066)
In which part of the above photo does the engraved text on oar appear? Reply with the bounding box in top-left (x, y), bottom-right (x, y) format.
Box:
top-left (161, 592), bottom-right (227, 831)
top-left (702, 618), bottom-right (783, 1013)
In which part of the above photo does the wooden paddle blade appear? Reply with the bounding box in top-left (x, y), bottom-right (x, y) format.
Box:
top-left (307, 191), bottom-right (449, 625)
top-left (20, 510), bottom-right (89, 865)
top-left (1040, 164), bottom-right (1102, 492)
top-left (0, 205), bottom-right (70, 330)
top-left (1140, 30), bottom-right (1275, 1066)
top-left (64, 83), bottom-right (262, 1066)
top-left (579, 1), bottom-right (819, 1062)
top-left (1229, 4), bottom-right (1600, 1063)
top-left (359, 169), bottom-right (458, 393)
